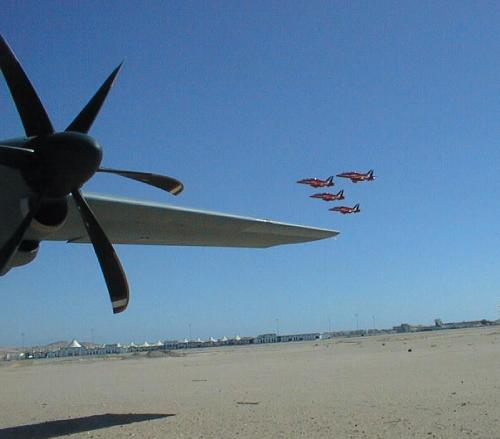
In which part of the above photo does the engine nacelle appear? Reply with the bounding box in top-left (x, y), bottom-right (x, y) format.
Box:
top-left (3, 240), bottom-right (39, 272)
top-left (21, 196), bottom-right (68, 241)
top-left (0, 197), bottom-right (69, 275)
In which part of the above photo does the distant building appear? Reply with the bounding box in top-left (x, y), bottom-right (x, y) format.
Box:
top-left (255, 332), bottom-right (320, 344)
top-left (48, 339), bottom-right (85, 358)
top-left (187, 340), bottom-right (203, 349)
top-left (238, 336), bottom-right (254, 345)
top-left (46, 339), bottom-right (127, 358)
top-left (279, 333), bottom-right (320, 342)
top-left (164, 340), bottom-right (179, 350)
top-left (15, 317), bottom-right (499, 363)
top-left (393, 323), bottom-right (412, 333)
top-left (2, 351), bottom-right (24, 361)
top-left (255, 333), bottom-right (278, 344)
top-left (103, 343), bottom-right (126, 354)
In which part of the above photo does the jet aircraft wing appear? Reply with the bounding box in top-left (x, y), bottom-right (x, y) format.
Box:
top-left (45, 193), bottom-right (339, 247)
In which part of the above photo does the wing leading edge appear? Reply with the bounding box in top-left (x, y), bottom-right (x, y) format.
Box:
top-left (45, 193), bottom-right (339, 248)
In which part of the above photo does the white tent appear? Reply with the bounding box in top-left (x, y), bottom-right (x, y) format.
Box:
top-left (67, 339), bottom-right (82, 348)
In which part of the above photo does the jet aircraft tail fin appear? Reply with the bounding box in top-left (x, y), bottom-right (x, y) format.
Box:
top-left (354, 203), bottom-right (360, 211)
top-left (326, 176), bottom-right (334, 185)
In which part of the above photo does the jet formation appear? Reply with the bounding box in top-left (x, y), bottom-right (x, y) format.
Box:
top-left (297, 170), bottom-right (375, 215)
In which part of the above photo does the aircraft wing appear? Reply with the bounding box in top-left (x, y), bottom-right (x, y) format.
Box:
top-left (46, 193), bottom-right (339, 247)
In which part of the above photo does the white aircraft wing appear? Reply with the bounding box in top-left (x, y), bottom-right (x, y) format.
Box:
top-left (46, 193), bottom-right (339, 247)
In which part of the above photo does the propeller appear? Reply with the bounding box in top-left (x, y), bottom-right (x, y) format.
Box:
top-left (97, 168), bottom-right (183, 195)
top-left (65, 63), bottom-right (123, 134)
top-left (72, 190), bottom-right (129, 314)
top-left (0, 35), bottom-right (183, 313)
top-left (0, 36), bottom-right (53, 136)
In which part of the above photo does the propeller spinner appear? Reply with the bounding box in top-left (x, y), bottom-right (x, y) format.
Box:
top-left (0, 35), bottom-right (183, 313)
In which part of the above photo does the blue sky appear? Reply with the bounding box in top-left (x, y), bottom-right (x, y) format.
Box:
top-left (1, 1), bottom-right (499, 346)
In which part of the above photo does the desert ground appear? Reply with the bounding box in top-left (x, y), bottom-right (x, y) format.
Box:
top-left (0, 326), bottom-right (499, 439)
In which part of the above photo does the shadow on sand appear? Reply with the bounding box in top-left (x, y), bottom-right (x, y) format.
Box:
top-left (0, 413), bottom-right (175, 439)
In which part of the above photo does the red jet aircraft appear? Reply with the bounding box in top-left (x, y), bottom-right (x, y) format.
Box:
top-left (336, 169), bottom-right (375, 183)
top-left (329, 204), bottom-right (360, 214)
top-left (297, 176), bottom-right (334, 188)
top-left (310, 190), bottom-right (345, 201)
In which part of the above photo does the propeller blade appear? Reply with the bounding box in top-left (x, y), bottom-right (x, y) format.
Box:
top-left (66, 63), bottom-right (123, 134)
top-left (0, 194), bottom-right (42, 273)
top-left (97, 167), bottom-right (184, 195)
top-left (72, 189), bottom-right (129, 314)
top-left (0, 145), bottom-right (35, 170)
top-left (0, 35), bottom-right (54, 136)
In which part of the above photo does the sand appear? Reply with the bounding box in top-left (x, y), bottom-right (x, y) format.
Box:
top-left (0, 326), bottom-right (499, 438)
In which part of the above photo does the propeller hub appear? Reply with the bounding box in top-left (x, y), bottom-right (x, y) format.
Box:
top-left (30, 132), bottom-right (102, 197)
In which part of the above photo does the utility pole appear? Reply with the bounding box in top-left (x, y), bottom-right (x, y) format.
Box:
top-left (328, 317), bottom-right (332, 333)
top-left (372, 315), bottom-right (376, 330)
top-left (275, 318), bottom-right (280, 336)
top-left (21, 332), bottom-right (25, 351)
top-left (355, 313), bottom-right (359, 330)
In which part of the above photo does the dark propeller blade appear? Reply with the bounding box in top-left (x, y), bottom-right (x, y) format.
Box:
top-left (72, 189), bottom-right (129, 313)
top-left (0, 145), bottom-right (35, 170)
top-left (97, 167), bottom-right (184, 195)
top-left (65, 63), bottom-right (123, 134)
top-left (0, 194), bottom-right (43, 273)
top-left (0, 35), bottom-right (54, 136)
